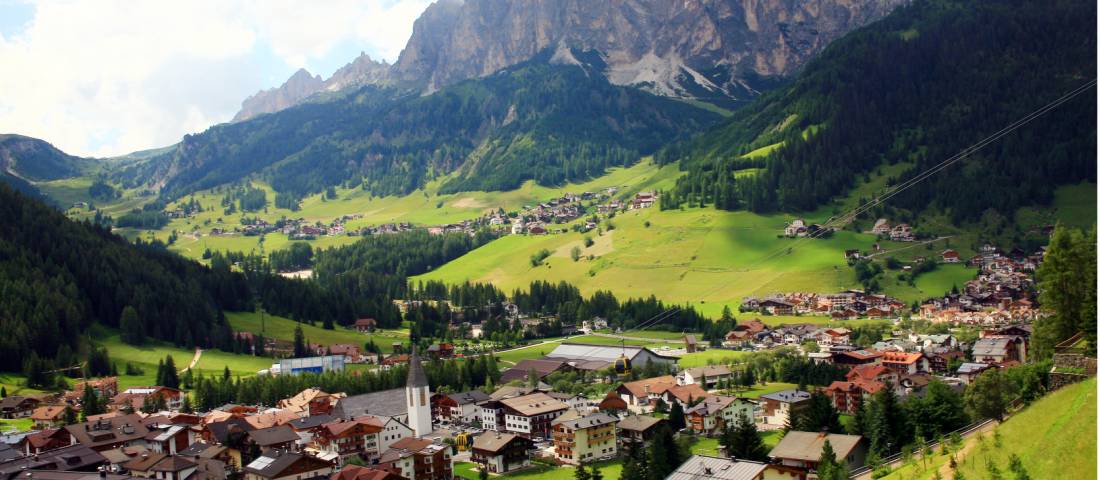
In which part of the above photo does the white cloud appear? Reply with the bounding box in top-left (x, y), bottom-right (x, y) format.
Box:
top-left (0, 0), bottom-right (432, 157)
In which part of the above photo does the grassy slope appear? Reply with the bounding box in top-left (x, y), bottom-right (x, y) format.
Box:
top-left (417, 205), bottom-right (879, 318)
top-left (883, 378), bottom-right (1096, 480)
top-left (455, 459), bottom-right (622, 480)
top-left (95, 159), bottom-right (682, 262)
top-left (226, 311), bottom-right (406, 352)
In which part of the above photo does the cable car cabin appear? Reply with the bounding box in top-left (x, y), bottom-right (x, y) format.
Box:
top-left (455, 432), bottom-right (471, 451)
top-left (614, 354), bottom-right (632, 376)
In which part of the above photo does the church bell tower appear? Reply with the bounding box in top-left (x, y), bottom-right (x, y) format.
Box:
top-left (406, 346), bottom-right (432, 437)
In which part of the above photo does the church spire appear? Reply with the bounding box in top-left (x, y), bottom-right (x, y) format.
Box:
top-left (407, 345), bottom-right (429, 388)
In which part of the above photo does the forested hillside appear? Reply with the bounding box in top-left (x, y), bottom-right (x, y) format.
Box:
top-left (659, 0), bottom-right (1096, 222)
top-left (118, 55), bottom-right (720, 204)
top-left (0, 183), bottom-right (253, 370)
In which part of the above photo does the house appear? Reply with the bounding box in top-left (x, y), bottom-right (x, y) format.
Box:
top-left (247, 425), bottom-right (300, 454)
top-left (660, 384), bottom-right (710, 409)
top-left (31, 405), bottom-right (69, 429)
top-left (846, 364), bottom-right (899, 386)
top-left (822, 380), bottom-right (885, 414)
top-left (69, 377), bottom-right (120, 402)
top-left (470, 432), bottom-right (533, 474)
top-left (66, 413), bottom-right (151, 452)
top-left (833, 350), bottom-right (883, 368)
top-left (278, 388), bottom-right (344, 417)
top-left (0, 444), bottom-right (108, 478)
top-left (552, 412), bottom-right (618, 465)
top-left (844, 249), bottom-right (862, 261)
top-left (431, 391), bottom-right (490, 425)
top-left (353, 319), bottom-right (376, 333)
top-left (327, 345), bottom-right (366, 364)
top-left (615, 376), bottom-right (679, 413)
top-left (496, 393), bottom-right (570, 439)
top-left (890, 224), bottom-right (914, 242)
top-left (768, 431), bottom-right (867, 471)
top-left (723, 330), bottom-right (753, 348)
top-left (332, 389), bottom-right (410, 424)
top-left (972, 337), bottom-right (1027, 364)
top-left (595, 391), bottom-right (629, 416)
top-left (20, 427), bottom-right (72, 455)
top-left (243, 451), bottom-right (335, 480)
top-left (735, 319), bottom-right (768, 335)
top-left (111, 387), bottom-right (184, 412)
top-left (378, 437), bottom-right (452, 480)
top-left (616, 415), bottom-right (667, 446)
top-left (145, 424), bottom-right (192, 455)
top-left (330, 465), bottom-right (401, 480)
top-left (0, 396), bottom-right (42, 419)
top-left (685, 396), bottom-right (753, 436)
top-left (677, 366), bottom-right (733, 390)
top-left (941, 249), bottom-right (961, 263)
top-left (871, 219), bottom-right (891, 235)
top-left (759, 299), bottom-right (795, 316)
top-left (784, 219), bottom-right (807, 237)
top-left (759, 390), bottom-right (811, 426)
top-left (956, 363), bottom-right (994, 385)
top-left (311, 417), bottom-right (385, 465)
top-left (684, 335), bottom-right (699, 353)
top-left (880, 352), bottom-right (929, 375)
top-left (666, 455), bottom-right (768, 480)
top-left (124, 453), bottom-right (198, 480)
top-left (424, 343), bottom-right (454, 359)
top-left (818, 328), bottom-right (851, 348)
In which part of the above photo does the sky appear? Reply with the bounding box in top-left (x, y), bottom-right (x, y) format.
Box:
top-left (0, 0), bottom-right (434, 157)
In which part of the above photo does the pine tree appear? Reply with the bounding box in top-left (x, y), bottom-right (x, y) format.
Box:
top-left (816, 439), bottom-right (841, 480)
top-left (590, 465), bottom-right (603, 480)
top-left (119, 305), bottom-right (145, 345)
top-left (620, 442), bottom-right (649, 480)
top-left (646, 425), bottom-right (683, 480)
top-left (574, 463), bottom-right (590, 480)
top-left (478, 465), bottom-right (489, 480)
top-left (669, 402), bottom-right (686, 431)
top-left (293, 325), bottom-right (308, 358)
top-left (63, 406), bottom-right (77, 425)
top-left (1, 386), bottom-right (6, 398)
top-left (721, 414), bottom-right (769, 461)
top-left (162, 355), bottom-right (180, 389)
top-left (182, 394), bottom-right (194, 414)
top-left (80, 384), bottom-right (100, 420)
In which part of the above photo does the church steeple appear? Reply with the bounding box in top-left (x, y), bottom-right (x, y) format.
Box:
top-left (405, 345), bottom-right (432, 437)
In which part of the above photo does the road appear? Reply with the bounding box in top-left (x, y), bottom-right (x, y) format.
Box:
top-left (180, 348), bottom-right (203, 373)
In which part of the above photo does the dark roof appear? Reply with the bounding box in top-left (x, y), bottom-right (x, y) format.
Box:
top-left (205, 417), bottom-right (255, 444)
top-left (333, 389), bottom-right (407, 420)
top-left (65, 413), bottom-right (150, 449)
top-left (0, 445), bottom-right (105, 480)
top-left (286, 414), bottom-right (337, 430)
top-left (406, 347), bottom-right (429, 388)
top-left (10, 472), bottom-right (128, 480)
top-left (247, 425), bottom-right (299, 446)
top-left (446, 391), bottom-right (490, 406)
top-left (244, 452), bottom-right (332, 478)
top-left (178, 442), bottom-right (227, 459)
top-left (151, 456), bottom-right (197, 472)
top-left (499, 359), bottom-right (567, 383)
top-left (471, 432), bottom-right (531, 453)
top-left (0, 444), bottom-right (19, 463)
top-left (123, 452), bottom-right (167, 472)
top-left (617, 415), bottom-right (665, 433)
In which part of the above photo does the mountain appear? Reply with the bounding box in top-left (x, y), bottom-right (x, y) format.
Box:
top-left (659, 0), bottom-right (1097, 223)
top-left (0, 134), bottom-right (86, 182)
top-left (233, 53), bottom-right (392, 122)
top-left (119, 57), bottom-right (721, 201)
top-left (234, 0), bottom-right (905, 120)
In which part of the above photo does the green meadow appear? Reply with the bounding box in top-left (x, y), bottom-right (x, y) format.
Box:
top-left (226, 311), bottom-right (405, 352)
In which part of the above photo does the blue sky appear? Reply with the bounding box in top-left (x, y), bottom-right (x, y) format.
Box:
top-left (0, 0), bottom-right (433, 157)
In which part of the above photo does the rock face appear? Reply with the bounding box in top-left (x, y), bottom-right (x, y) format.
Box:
top-left (233, 68), bottom-right (324, 122)
top-left (233, 0), bottom-right (904, 119)
top-left (233, 53), bottom-right (390, 122)
top-left (392, 0), bottom-right (906, 98)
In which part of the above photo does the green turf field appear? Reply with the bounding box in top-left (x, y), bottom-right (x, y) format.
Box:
top-left (677, 349), bottom-right (750, 368)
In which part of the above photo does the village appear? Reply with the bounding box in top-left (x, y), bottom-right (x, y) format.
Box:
top-left (195, 188), bottom-right (657, 249)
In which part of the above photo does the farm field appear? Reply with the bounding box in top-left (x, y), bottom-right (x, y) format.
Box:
top-left (882, 378), bottom-right (1096, 480)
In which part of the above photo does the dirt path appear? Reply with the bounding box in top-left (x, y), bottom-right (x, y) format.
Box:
top-left (935, 420), bottom-right (999, 479)
top-left (180, 348), bottom-right (203, 373)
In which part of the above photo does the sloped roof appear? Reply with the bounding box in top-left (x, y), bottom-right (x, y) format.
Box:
top-left (407, 347), bottom-right (429, 388)
top-left (499, 393), bottom-right (569, 416)
top-left (333, 389), bottom-right (406, 420)
top-left (617, 375), bottom-right (678, 398)
top-left (471, 432), bottom-right (529, 453)
top-left (616, 415), bottom-right (665, 433)
top-left (666, 455), bottom-right (768, 480)
top-left (769, 431), bottom-right (863, 462)
top-left (446, 390), bottom-right (491, 406)
top-left (553, 412), bottom-right (618, 431)
top-left (247, 425), bottom-right (299, 446)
